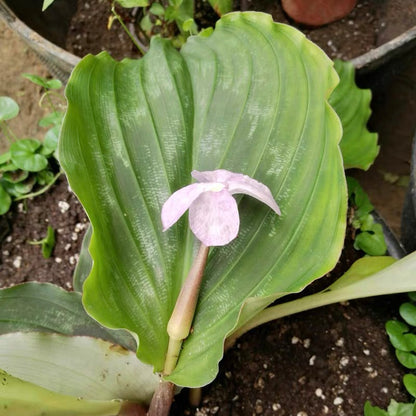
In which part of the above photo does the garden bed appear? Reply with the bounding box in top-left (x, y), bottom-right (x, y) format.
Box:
top-left (1, 2), bottom-right (416, 415)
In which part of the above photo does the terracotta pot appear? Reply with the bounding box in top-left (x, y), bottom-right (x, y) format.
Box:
top-left (281, 0), bottom-right (357, 27)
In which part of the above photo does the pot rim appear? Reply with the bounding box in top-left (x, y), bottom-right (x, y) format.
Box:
top-left (0, 0), bottom-right (415, 80)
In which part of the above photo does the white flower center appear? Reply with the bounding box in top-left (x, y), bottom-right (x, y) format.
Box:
top-left (207, 182), bottom-right (226, 193)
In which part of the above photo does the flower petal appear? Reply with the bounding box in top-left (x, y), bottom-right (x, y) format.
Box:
top-left (192, 170), bottom-right (280, 215)
top-left (161, 183), bottom-right (209, 231)
top-left (161, 183), bottom-right (225, 231)
top-left (227, 173), bottom-right (281, 215)
top-left (189, 190), bottom-right (239, 246)
top-left (192, 169), bottom-right (239, 184)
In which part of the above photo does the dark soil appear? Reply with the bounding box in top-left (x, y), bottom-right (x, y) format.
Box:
top-left (172, 296), bottom-right (409, 416)
top-left (0, 176), bottom-right (410, 415)
top-left (65, 0), bottom-right (416, 62)
top-left (0, 177), bottom-right (88, 289)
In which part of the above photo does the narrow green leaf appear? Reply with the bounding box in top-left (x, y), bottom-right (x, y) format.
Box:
top-left (116, 0), bottom-right (149, 7)
top-left (400, 303), bottom-right (416, 327)
top-left (22, 73), bottom-right (49, 89)
top-left (29, 225), bottom-right (55, 258)
top-left (0, 369), bottom-right (122, 415)
top-left (0, 97), bottom-right (19, 122)
top-left (60, 12), bottom-right (346, 387)
top-left (0, 333), bottom-right (159, 402)
top-left (42, 0), bottom-right (56, 11)
top-left (0, 282), bottom-right (136, 351)
top-left (329, 60), bottom-right (379, 170)
top-left (73, 225), bottom-right (93, 292)
top-left (227, 255), bottom-right (399, 347)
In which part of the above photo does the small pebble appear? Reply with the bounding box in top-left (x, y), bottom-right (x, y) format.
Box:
top-left (340, 357), bottom-right (349, 367)
top-left (309, 355), bottom-right (316, 366)
top-left (363, 349), bottom-right (370, 356)
top-left (303, 338), bottom-right (311, 348)
top-left (336, 338), bottom-right (345, 347)
top-left (55, 257), bottom-right (62, 264)
top-left (333, 397), bottom-right (344, 405)
top-left (292, 336), bottom-right (300, 344)
top-left (13, 256), bottom-right (22, 268)
top-left (272, 403), bottom-right (281, 411)
top-left (58, 201), bottom-right (70, 213)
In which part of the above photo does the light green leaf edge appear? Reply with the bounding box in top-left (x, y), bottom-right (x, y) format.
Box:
top-left (73, 225), bottom-right (93, 292)
top-left (116, 0), bottom-right (149, 7)
top-left (0, 282), bottom-right (136, 352)
top-left (0, 369), bottom-right (121, 416)
top-left (42, 0), bottom-right (56, 11)
top-left (329, 59), bottom-right (379, 170)
top-left (0, 332), bottom-right (159, 402)
top-left (60, 12), bottom-right (345, 387)
top-left (228, 253), bottom-right (416, 346)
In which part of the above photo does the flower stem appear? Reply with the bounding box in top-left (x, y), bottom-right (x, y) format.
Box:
top-left (163, 243), bottom-right (210, 375)
top-left (111, 4), bottom-right (147, 56)
top-left (147, 380), bottom-right (175, 416)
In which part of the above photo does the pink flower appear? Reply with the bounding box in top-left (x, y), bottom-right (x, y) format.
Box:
top-left (161, 169), bottom-right (281, 246)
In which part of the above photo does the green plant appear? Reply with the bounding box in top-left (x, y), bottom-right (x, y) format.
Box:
top-left (1, 12), bottom-right (415, 416)
top-left (0, 75), bottom-right (64, 215)
top-left (347, 176), bottom-right (387, 256)
top-left (28, 225), bottom-right (56, 258)
top-left (363, 293), bottom-right (416, 415)
top-left (42, 0), bottom-right (223, 53)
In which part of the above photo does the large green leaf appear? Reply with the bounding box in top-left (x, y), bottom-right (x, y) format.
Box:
top-left (329, 59), bottom-right (379, 170)
top-left (228, 253), bottom-right (416, 345)
top-left (0, 333), bottom-right (158, 402)
top-left (0, 370), bottom-right (122, 416)
top-left (0, 283), bottom-right (135, 351)
top-left (59, 12), bottom-right (346, 387)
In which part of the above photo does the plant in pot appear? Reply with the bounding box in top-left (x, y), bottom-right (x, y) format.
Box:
top-left (1, 0), bottom-right (416, 83)
top-left (1, 11), bottom-right (416, 415)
